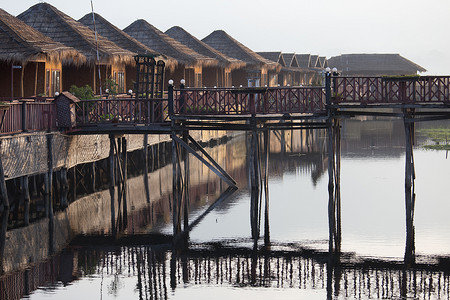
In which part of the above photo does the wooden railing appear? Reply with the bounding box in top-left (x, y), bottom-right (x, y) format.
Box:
top-left (0, 101), bottom-right (56, 135)
top-left (332, 76), bottom-right (450, 104)
top-left (173, 86), bottom-right (326, 115)
top-left (75, 98), bottom-right (169, 126)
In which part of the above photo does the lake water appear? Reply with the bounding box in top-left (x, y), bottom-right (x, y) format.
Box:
top-left (11, 118), bottom-right (450, 299)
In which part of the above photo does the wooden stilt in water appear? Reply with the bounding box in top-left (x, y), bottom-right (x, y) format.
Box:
top-left (109, 135), bottom-right (116, 238)
top-left (143, 134), bottom-right (150, 203)
top-left (117, 138), bottom-right (122, 229)
top-left (23, 176), bottom-right (30, 225)
top-left (71, 166), bottom-right (76, 202)
top-left (122, 137), bottom-right (128, 229)
top-left (47, 134), bottom-right (55, 254)
top-left (183, 131), bottom-right (190, 232)
top-left (44, 173), bottom-right (50, 218)
top-left (90, 162), bottom-right (96, 193)
top-left (263, 129), bottom-right (270, 246)
top-left (0, 152), bottom-right (10, 274)
top-left (403, 109), bottom-right (415, 265)
top-left (249, 119), bottom-right (259, 240)
top-left (334, 120), bottom-right (342, 253)
top-left (172, 130), bottom-right (180, 236)
top-left (327, 120), bottom-right (336, 255)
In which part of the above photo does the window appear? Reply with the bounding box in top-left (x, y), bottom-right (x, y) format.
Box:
top-left (117, 72), bottom-right (125, 93)
top-left (46, 70), bottom-right (50, 95)
top-left (51, 70), bottom-right (60, 96)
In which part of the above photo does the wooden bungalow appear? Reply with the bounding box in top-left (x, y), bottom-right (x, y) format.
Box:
top-left (327, 54), bottom-right (427, 76)
top-left (78, 13), bottom-right (171, 93)
top-left (124, 20), bottom-right (216, 88)
top-left (165, 26), bottom-right (245, 88)
top-left (256, 52), bottom-right (286, 86)
top-left (202, 30), bottom-right (280, 87)
top-left (18, 3), bottom-right (136, 95)
top-left (0, 8), bottom-right (83, 98)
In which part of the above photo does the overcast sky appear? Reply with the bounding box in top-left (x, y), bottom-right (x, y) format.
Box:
top-left (2, 0), bottom-right (449, 74)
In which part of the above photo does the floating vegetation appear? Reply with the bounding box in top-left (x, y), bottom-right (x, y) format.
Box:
top-left (418, 128), bottom-right (450, 150)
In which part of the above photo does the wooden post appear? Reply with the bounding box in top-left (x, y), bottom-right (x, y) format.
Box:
top-left (47, 134), bottom-right (55, 255)
top-left (143, 134), bottom-right (150, 203)
top-left (109, 135), bottom-right (116, 238)
top-left (23, 176), bottom-right (30, 225)
top-left (263, 129), bottom-right (270, 246)
top-left (183, 131), bottom-right (190, 231)
top-left (44, 173), bottom-right (50, 218)
top-left (122, 137), bottom-right (128, 229)
top-left (334, 120), bottom-right (341, 253)
top-left (249, 118), bottom-right (259, 240)
top-left (0, 152), bottom-right (10, 274)
top-left (172, 130), bottom-right (179, 235)
top-left (404, 109), bottom-right (415, 264)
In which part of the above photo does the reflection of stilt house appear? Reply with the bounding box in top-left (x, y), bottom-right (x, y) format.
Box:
top-left (0, 9), bottom-right (83, 98)
top-left (165, 26), bottom-right (245, 87)
top-left (78, 13), bottom-right (171, 93)
top-left (124, 20), bottom-right (216, 89)
top-left (327, 54), bottom-right (427, 76)
top-left (18, 3), bottom-right (136, 95)
top-left (202, 30), bottom-right (279, 87)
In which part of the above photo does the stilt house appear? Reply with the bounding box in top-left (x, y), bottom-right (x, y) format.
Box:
top-left (124, 20), bottom-right (216, 88)
top-left (18, 3), bottom-right (136, 95)
top-left (202, 30), bottom-right (280, 87)
top-left (0, 8), bottom-right (83, 98)
top-left (78, 13), bottom-right (171, 93)
top-left (165, 26), bottom-right (245, 87)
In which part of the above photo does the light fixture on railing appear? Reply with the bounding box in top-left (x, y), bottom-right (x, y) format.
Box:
top-left (325, 67), bottom-right (331, 73)
top-left (54, 91), bottom-right (59, 97)
top-left (128, 89), bottom-right (133, 95)
top-left (332, 67), bottom-right (338, 73)
top-left (180, 79), bottom-right (186, 85)
top-left (105, 88), bottom-right (109, 94)
top-left (168, 79), bottom-right (174, 85)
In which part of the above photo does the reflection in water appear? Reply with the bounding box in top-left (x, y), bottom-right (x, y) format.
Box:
top-left (3, 244), bottom-right (450, 300)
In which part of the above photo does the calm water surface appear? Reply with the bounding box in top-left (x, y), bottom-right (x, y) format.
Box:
top-left (22, 119), bottom-right (450, 299)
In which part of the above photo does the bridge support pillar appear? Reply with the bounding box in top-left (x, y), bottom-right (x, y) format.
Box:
top-left (403, 108), bottom-right (416, 265)
top-left (143, 134), bottom-right (150, 203)
top-left (249, 119), bottom-right (260, 241)
top-left (263, 129), bottom-right (270, 246)
top-left (327, 118), bottom-right (342, 256)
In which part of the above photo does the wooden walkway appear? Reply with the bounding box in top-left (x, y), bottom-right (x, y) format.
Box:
top-left (69, 75), bottom-right (450, 134)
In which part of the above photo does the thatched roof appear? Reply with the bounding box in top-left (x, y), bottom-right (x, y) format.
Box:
top-left (165, 26), bottom-right (245, 70)
top-left (124, 20), bottom-right (215, 68)
top-left (18, 3), bottom-right (135, 66)
top-left (257, 51), bottom-right (285, 67)
top-left (0, 8), bottom-right (83, 64)
top-left (78, 13), bottom-right (173, 66)
top-left (202, 30), bottom-right (279, 71)
top-left (295, 54), bottom-right (311, 69)
top-left (328, 54), bottom-right (427, 75)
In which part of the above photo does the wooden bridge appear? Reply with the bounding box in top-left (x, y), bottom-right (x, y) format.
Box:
top-left (70, 75), bottom-right (450, 135)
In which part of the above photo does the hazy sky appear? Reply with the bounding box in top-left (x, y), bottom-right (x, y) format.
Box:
top-left (2, 0), bottom-right (449, 74)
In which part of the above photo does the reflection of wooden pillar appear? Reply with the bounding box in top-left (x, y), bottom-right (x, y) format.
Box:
top-left (122, 137), bottom-right (128, 229)
top-left (109, 135), bottom-right (116, 237)
top-left (143, 134), bottom-right (150, 203)
top-left (172, 131), bottom-right (179, 235)
top-left (0, 152), bottom-right (10, 274)
top-left (23, 176), bottom-right (30, 225)
top-left (327, 120), bottom-right (335, 255)
top-left (60, 168), bottom-right (68, 209)
top-left (47, 134), bottom-right (55, 254)
top-left (334, 121), bottom-right (341, 253)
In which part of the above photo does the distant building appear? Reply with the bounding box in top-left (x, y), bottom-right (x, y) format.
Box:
top-left (327, 54), bottom-right (427, 76)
